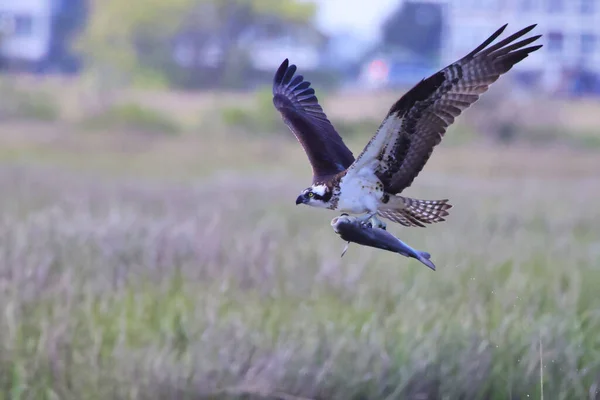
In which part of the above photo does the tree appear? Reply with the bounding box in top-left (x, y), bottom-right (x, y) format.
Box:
top-left (79, 0), bottom-right (318, 88)
top-left (381, 1), bottom-right (444, 62)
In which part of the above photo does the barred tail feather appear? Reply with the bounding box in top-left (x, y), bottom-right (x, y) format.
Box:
top-left (377, 196), bottom-right (452, 228)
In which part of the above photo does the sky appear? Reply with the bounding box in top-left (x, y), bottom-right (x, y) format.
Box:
top-left (311, 0), bottom-right (400, 43)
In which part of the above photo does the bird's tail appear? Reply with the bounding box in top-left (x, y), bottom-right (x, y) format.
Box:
top-left (377, 196), bottom-right (452, 227)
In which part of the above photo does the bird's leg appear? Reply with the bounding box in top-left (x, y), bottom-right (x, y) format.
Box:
top-left (355, 212), bottom-right (376, 227)
top-left (354, 212), bottom-right (387, 230)
top-left (369, 214), bottom-right (387, 230)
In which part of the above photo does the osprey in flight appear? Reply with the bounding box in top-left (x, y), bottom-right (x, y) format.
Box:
top-left (273, 24), bottom-right (542, 229)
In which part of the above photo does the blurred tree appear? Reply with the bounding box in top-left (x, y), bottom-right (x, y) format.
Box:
top-left (79, 0), bottom-right (195, 85)
top-left (79, 0), bottom-right (318, 88)
top-left (381, 1), bottom-right (443, 62)
top-left (45, 0), bottom-right (88, 74)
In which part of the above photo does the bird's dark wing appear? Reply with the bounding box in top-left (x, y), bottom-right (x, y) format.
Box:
top-left (273, 59), bottom-right (355, 182)
top-left (348, 24), bottom-right (542, 193)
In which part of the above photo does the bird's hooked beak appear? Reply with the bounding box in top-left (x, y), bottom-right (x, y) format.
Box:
top-left (295, 194), bottom-right (306, 205)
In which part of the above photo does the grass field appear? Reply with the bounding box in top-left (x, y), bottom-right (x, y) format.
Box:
top-left (0, 89), bottom-right (599, 399)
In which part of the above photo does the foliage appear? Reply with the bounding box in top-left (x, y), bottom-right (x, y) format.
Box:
top-left (79, 0), bottom-right (318, 88)
top-left (381, 1), bottom-right (443, 62)
top-left (82, 103), bottom-right (181, 135)
top-left (333, 118), bottom-right (380, 139)
top-left (0, 81), bottom-right (60, 121)
top-left (0, 150), bottom-right (597, 398)
top-left (79, 0), bottom-right (195, 75)
top-left (220, 86), bottom-right (286, 134)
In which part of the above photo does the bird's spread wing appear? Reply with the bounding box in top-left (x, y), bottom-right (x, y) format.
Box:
top-left (273, 59), bottom-right (355, 182)
top-left (348, 24), bottom-right (542, 193)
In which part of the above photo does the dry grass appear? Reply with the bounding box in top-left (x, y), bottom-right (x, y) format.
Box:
top-left (7, 74), bottom-right (600, 132)
top-left (0, 118), bottom-right (598, 399)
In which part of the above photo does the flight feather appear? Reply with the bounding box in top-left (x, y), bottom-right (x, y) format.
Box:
top-left (273, 59), bottom-right (355, 182)
top-left (349, 24), bottom-right (543, 194)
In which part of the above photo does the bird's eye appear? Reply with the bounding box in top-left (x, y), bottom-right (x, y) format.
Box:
top-left (308, 192), bottom-right (314, 198)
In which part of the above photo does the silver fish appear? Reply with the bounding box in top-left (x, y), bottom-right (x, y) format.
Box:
top-left (330, 214), bottom-right (436, 271)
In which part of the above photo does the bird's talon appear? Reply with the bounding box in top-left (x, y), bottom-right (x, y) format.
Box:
top-left (369, 216), bottom-right (387, 230)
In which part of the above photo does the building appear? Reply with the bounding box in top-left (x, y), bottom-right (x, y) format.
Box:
top-left (0, 0), bottom-right (86, 73)
top-left (405, 0), bottom-right (600, 95)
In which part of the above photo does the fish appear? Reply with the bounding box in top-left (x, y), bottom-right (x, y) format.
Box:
top-left (330, 214), bottom-right (436, 271)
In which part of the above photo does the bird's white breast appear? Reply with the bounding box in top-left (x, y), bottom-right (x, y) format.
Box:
top-left (336, 171), bottom-right (383, 214)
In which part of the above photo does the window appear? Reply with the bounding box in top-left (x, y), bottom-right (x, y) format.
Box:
top-left (580, 0), bottom-right (595, 14)
top-left (546, 0), bottom-right (564, 13)
top-left (547, 31), bottom-right (564, 53)
top-left (13, 15), bottom-right (33, 37)
top-left (581, 33), bottom-right (595, 54)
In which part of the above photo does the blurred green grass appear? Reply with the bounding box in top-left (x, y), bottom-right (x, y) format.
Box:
top-left (0, 135), bottom-right (598, 399)
top-left (81, 103), bottom-right (182, 135)
top-left (0, 85), bottom-right (599, 398)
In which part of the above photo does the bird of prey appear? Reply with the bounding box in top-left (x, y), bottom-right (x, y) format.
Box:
top-left (273, 24), bottom-right (542, 230)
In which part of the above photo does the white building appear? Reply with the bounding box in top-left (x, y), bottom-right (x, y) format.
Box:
top-left (410, 0), bottom-right (600, 92)
top-left (0, 0), bottom-right (54, 64)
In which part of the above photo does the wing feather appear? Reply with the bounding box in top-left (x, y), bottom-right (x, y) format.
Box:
top-left (272, 59), bottom-right (355, 182)
top-left (349, 24), bottom-right (542, 193)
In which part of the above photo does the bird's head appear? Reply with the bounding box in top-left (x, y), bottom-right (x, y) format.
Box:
top-left (295, 184), bottom-right (332, 208)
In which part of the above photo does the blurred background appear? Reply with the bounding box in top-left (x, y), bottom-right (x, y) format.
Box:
top-left (0, 0), bottom-right (599, 399)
